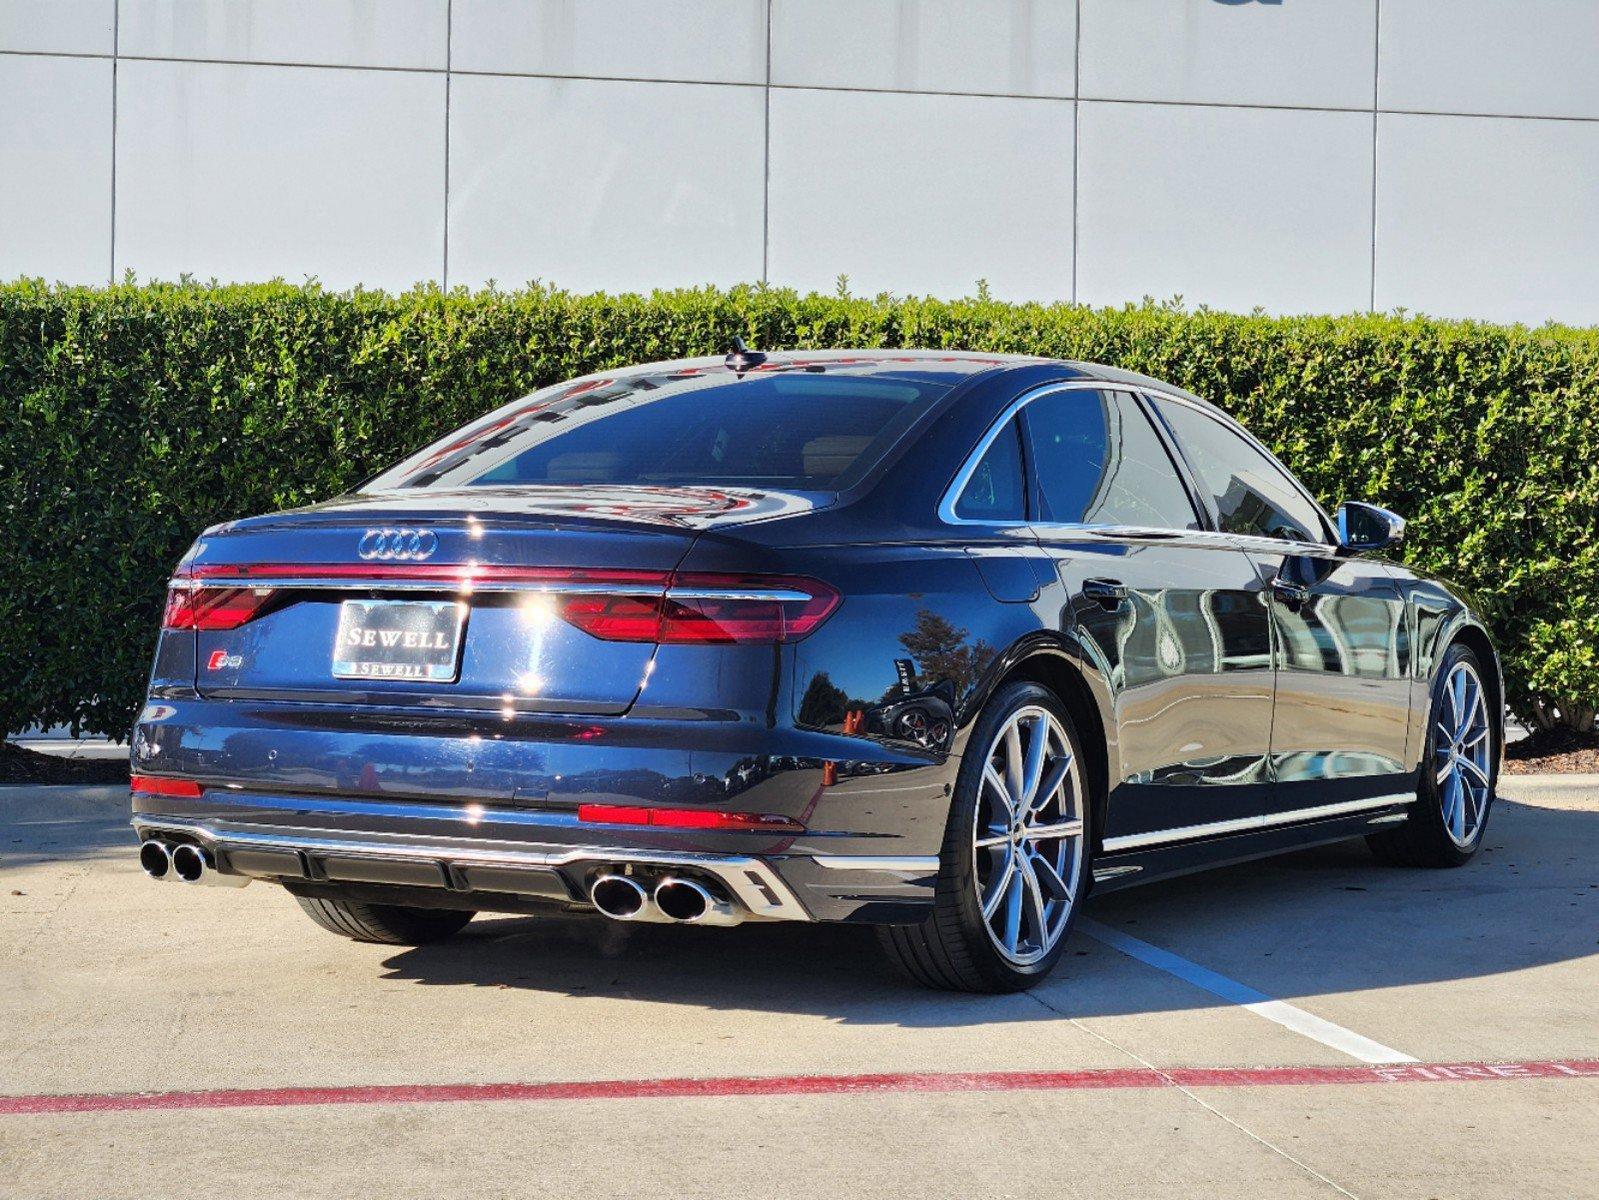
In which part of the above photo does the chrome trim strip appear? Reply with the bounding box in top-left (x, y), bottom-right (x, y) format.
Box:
top-left (666, 588), bottom-right (813, 602)
top-left (131, 815), bottom-right (812, 922)
top-left (176, 578), bottom-right (661, 596)
top-left (1092, 864), bottom-right (1143, 882)
top-left (176, 579), bottom-right (812, 602)
top-left (938, 380), bottom-right (1108, 527)
top-left (1101, 793), bottom-right (1414, 853)
top-left (935, 375), bottom-right (1336, 549)
top-left (812, 854), bottom-right (940, 873)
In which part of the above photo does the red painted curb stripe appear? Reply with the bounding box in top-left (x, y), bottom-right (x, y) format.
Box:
top-left (3, 1060), bottom-right (1596, 1116)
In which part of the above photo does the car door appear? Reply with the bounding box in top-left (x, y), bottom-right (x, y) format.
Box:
top-left (1021, 386), bottom-right (1278, 845)
top-left (1149, 395), bottom-right (1415, 813)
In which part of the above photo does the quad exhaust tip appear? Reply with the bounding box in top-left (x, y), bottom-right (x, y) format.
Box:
top-left (138, 839), bottom-right (250, 887)
top-left (171, 842), bottom-right (207, 883)
top-left (654, 877), bottom-right (741, 926)
top-left (588, 872), bottom-right (744, 926)
top-left (590, 874), bottom-right (649, 920)
top-left (138, 839), bottom-right (172, 880)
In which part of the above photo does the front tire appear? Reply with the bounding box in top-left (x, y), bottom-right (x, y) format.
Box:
top-left (1368, 643), bottom-right (1496, 868)
top-left (295, 894), bottom-right (476, 945)
top-left (879, 681), bottom-right (1091, 993)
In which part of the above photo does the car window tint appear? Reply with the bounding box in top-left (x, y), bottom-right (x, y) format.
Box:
top-left (1153, 398), bottom-right (1327, 543)
top-left (954, 417), bottom-right (1026, 521)
top-left (369, 372), bottom-right (951, 492)
top-left (1023, 390), bottom-right (1200, 529)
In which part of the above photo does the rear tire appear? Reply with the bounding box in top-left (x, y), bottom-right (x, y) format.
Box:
top-left (295, 894), bottom-right (476, 945)
top-left (1367, 643), bottom-right (1496, 869)
top-left (878, 681), bottom-right (1092, 993)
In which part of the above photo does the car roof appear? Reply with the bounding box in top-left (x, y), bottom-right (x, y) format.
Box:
top-left (608, 350), bottom-right (1223, 415)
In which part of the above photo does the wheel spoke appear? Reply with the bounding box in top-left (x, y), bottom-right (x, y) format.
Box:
top-left (983, 764), bottom-right (1015, 823)
top-left (1020, 716), bottom-right (1049, 811)
top-left (1003, 723), bottom-right (1025, 806)
top-left (1456, 755), bottom-right (1490, 789)
top-left (1000, 867), bottom-right (1024, 952)
top-left (1450, 669), bottom-right (1468, 736)
top-left (1017, 854), bottom-right (1048, 945)
top-left (1025, 817), bottom-right (1084, 841)
top-left (1028, 848), bottom-right (1073, 904)
top-left (1466, 690), bottom-right (1488, 740)
top-left (1434, 754), bottom-right (1453, 785)
top-left (1458, 678), bottom-right (1477, 742)
top-left (1029, 754), bottom-right (1073, 818)
top-left (981, 850), bottom-right (1016, 920)
top-left (1447, 773), bottom-right (1466, 839)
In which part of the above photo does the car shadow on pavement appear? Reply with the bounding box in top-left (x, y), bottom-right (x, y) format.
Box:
top-left (373, 797), bottom-right (1599, 1025)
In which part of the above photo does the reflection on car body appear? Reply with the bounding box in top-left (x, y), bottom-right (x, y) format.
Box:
top-left (131, 349), bottom-right (1503, 992)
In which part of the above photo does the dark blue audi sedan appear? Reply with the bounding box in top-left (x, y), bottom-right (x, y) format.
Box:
top-left (132, 348), bottom-right (1502, 992)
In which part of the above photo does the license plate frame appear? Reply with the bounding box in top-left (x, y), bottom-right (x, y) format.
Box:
top-left (331, 599), bottom-right (467, 684)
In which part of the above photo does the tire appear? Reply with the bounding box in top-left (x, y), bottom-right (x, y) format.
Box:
top-left (295, 894), bottom-right (476, 945)
top-left (1368, 642), bottom-right (1497, 868)
top-left (878, 681), bottom-right (1092, 993)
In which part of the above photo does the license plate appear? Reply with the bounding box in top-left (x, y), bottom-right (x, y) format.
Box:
top-left (332, 600), bottom-right (467, 683)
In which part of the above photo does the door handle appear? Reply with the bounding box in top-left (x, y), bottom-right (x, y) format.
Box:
top-left (1082, 577), bottom-right (1128, 609)
top-left (1271, 578), bottom-right (1310, 609)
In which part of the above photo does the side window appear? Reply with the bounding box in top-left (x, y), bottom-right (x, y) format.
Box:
top-left (953, 417), bottom-right (1026, 521)
top-left (1153, 398), bottom-right (1327, 543)
top-left (1022, 390), bottom-right (1200, 529)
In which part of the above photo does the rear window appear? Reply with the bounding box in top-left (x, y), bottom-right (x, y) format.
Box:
top-left (368, 371), bottom-right (951, 492)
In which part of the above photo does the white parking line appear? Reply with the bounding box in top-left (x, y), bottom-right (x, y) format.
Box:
top-left (1078, 918), bottom-right (1418, 1065)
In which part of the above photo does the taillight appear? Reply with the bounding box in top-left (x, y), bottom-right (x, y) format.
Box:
top-left (163, 585), bottom-right (273, 631)
top-left (560, 574), bottom-right (840, 645)
top-left (130, 774), bottom-right (204, 798)
top-left (577, 803), bottom-right (804, 832)
top-left (161, 564), bottom-right (839, 644)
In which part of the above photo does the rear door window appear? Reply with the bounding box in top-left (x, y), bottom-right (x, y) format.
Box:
top-left (1022, 390), bottom-right (1201, 530)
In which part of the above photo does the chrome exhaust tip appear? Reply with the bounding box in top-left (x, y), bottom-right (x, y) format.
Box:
top-left (653, 877), bottom-right (743, 927)
top-left (590, 874), bottom-right (650, 921)
top-left (139, 840), bottom-right (173, 881)
top-left (170, 842), bottom-right (207, 883)
top-left (167, 842), bottom-right (251, 888)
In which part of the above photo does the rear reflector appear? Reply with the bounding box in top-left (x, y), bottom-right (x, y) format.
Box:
top-left (577, 803), bottom-right (804, 833)
top-left (130, 774), bottom-right (204, 798)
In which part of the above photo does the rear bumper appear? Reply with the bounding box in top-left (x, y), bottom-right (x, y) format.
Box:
top-left (130, 696), bottom-right (953, 921)
top-left (132, 810), bottom-right (817, 920)
top-left (131, 793), bottom-right (941, 923)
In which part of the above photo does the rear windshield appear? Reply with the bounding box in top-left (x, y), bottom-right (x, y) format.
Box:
top-left (367, 371), bottom-right (952, 492)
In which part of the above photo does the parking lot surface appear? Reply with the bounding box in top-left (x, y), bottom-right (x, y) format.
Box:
top-left (3, 777), bottom-right (1596, 1198)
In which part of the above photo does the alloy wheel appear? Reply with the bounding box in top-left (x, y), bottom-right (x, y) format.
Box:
top-left (972, 705), bottom-right (1085, 966)
top-left (1434, 661), bottom-right (1492, 848)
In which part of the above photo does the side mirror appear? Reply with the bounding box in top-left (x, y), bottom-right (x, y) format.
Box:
top-left (1337, 501), bottom-right (1405, 552)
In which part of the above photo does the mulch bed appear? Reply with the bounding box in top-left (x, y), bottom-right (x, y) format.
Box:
top-left (0, 741), bottom-right (129, 786)
top-left (1503, 726), bottom-right (1599, 775)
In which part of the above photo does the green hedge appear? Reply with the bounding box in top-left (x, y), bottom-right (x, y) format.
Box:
top-left (2, 279), bottom-right (1596, 737)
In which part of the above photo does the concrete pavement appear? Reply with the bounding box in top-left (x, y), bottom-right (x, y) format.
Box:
top-left (2, 778), bottom-right (1595, 1198)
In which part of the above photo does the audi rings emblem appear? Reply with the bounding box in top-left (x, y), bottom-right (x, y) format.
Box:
top-left (357, 527), bottom-right (438, 561)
